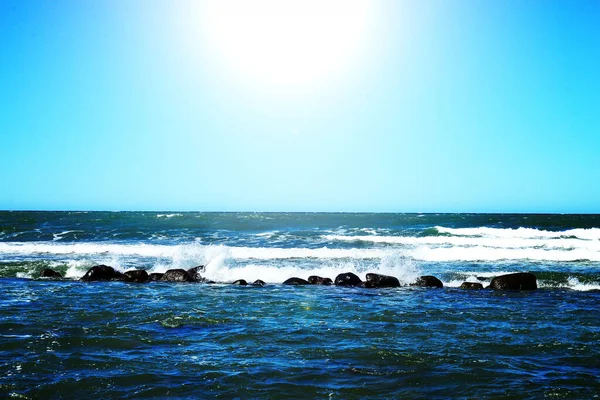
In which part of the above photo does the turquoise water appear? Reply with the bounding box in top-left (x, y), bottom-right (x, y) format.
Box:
top-left (1, 212), bottom-right (600, 398)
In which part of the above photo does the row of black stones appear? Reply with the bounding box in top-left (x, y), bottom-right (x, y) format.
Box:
top-left (40, 266), bottom-right (538, 290)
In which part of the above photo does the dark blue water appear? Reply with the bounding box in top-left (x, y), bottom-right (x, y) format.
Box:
top-left (1, 212), bottom-right (600, 398)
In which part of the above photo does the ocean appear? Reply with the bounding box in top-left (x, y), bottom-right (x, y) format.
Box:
top-left (1, 211), bottom-right (599, 398)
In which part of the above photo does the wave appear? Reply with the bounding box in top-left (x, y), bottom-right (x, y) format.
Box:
top-left (0, 242), bottom-right (388, 260)
top-left (156, 213), bottom-right (183, 218)
top-left (325, 234), bottom-right (600, 251)
top-left (433, 226), bottom-right (600, 240)
top-left (2, 238), bottom-right (600, 266)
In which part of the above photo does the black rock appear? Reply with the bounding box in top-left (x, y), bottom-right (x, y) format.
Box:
top-left (252, 280), bottom-right (266, 286)
top-left (460, 282), bottom-right (484, 290)
top-left (364, 273), bottom-right (400, 288)
top-left (335, 272), bottom-right (362, 287)
top-left (187, 265), bottom-right (205, 281)
top-left (308, 276), bottom-right (333, 285)
top-left (81, 265), bottom-right (124, 282)
top-left (283, 277), bottom-right (309, 285)
top-left (414, 275), bottom-right (443, 288)
top-left (148, 273), bottom-right (164, 281)
top-left (488, 272), bottom-right (537, 290)
top-left (40, 268), bottom-right (62, 278)
top-left (160, 269), bottom-right (193, 282)
top-left (232, 279), bottom-right (248, 285)
top-left (124, 269), bottom-right (149, 283)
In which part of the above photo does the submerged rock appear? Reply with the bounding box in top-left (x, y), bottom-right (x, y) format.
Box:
top-left (335, 272), bottom-right (362, 287)
top-left (283, 277), bottom-right (309, 285)
top-left (460, 282), bottom-right (484, 290)
top-left (364, 273), bottom-right (400, 288)
top-left (488, 272), bottom-right (537, 290)
top-left (149, 273), bottom-right (164, 281)
top-left (414, 276), bottom-right (444, 288)
top-left (160, 269), bottom-right (193, 282)
top-left (187, 265), bottom-right (205, 282)
top-left (40, 268), bottom-right (62, 278)
top-left (124, 269), bottom-right (149, 283)
top-left (81, 265), bottom-right (124, 282)
top-left (252, 280), bottom-right (266, 286)
top-left (308, 276), bottom-right (333, 285)
top-left (232, 279), bottom-right (248, 285)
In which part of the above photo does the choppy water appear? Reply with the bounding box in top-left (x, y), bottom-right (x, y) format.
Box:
top-left (1, 212), bottom-right (600, 398)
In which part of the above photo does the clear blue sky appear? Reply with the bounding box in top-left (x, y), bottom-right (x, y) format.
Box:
top-left (1, 0), bottom-right (599, 212)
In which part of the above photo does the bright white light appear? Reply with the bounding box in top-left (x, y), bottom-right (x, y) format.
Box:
top-left (198, 0), bottom-right (375, 90)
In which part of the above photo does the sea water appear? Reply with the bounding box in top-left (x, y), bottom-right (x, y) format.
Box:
top-left (1, 212), bottom-right (599, 398)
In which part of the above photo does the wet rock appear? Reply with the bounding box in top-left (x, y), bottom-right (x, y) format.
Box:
top-left (232, 279), bottom-right (248, 285)
top-left (460, 282), bottom-right (484, 290)
top-left (124, 269), bottom-right (149, 283)
top-left (252, 280), bottom-right (266, 286)
top-left (160, 269), bottom-right (193, 282)
top-left (488, 272), bottom-right (537, 290)
top-left (81, 265), bottom-right (124, 282)
top-left (414, 275), bottom-right (443, 288)
top-left (364, 273), bottom-right (400, 288)
top-left (148, 273), bottom-right (164, 281)
top-left (187, 265), bottom-right (205, 281)
top-left (40, 268), bottom-right (62, 278)
top-left (308, 276), bottom-right (333, 285)
top-left (283, 277), bottom-right (309, 285)
top-left (335, 272), bottom-right (362, 287)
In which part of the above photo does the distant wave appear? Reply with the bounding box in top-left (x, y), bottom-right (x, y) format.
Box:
top-left (324, 225), bottom-right (600, 262)
top-left (156, 213), bottom-right (183, 218)
top-left (325, 234), bottom-right (600, 251)
top-left (433, 226), bottom-right (600, 240)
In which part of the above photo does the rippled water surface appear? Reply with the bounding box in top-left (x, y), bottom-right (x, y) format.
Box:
top-left (2, 279), bottom-right (600, 398)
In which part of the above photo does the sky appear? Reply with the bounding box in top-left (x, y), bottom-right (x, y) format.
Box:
top-left (1, 0), bottom-right (599, 212)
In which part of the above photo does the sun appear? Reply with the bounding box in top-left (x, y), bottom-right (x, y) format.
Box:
top-left (197, 0), bottom-right (375, 90)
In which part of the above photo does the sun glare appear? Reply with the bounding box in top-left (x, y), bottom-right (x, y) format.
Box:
top-left (198, 0), bottom-right (375, 90)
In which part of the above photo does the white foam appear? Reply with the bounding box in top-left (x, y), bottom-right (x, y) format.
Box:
top-left (435, 226), bottom-right (600, 240)
top-left (0, 242), bottom-right (389, 260)
top-left (538, 277), bottom-right (600, 292)
top-left (156, 213), bottom-right (183, 218)
top-left (200, 253), bottom-right (421, 284)
top-left (52, 230), bottom-right (85, 241)
top-left (325, 234), bottom-right (600, 251)
top-left (2, 236), bottom-right (600, 267)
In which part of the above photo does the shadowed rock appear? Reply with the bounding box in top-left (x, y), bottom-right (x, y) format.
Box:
top-left (252, 280), bottom-right (266, 286)
top-left (364, 273), bottom-right (400, 288)
top-left (308, 276), bottom-right (333, 285)
top-left (414, 275), bottom-right (443, 288)
top-left (40, 268), bottom-right (62, 278)
top-left (488, 272), bottom-right (537, 290)
top-left (187, 265), bottom-right (205, 281)
top-left (335, 272), bottom-right (362, 287)
top-left (160, 269), bottom-right (193, 282)
top-left (81, 265), bottom-right (124, 282)
top-left (460, 282), bottom-right (484, 290)
top-left (149, 273), bottom-right (164, 281)
top-left (283, 277), bottom-right (309, 285)
top-left (232, 279), bottom-right (248, 285)
top-left (124, 270), bottom-right (149, 283)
